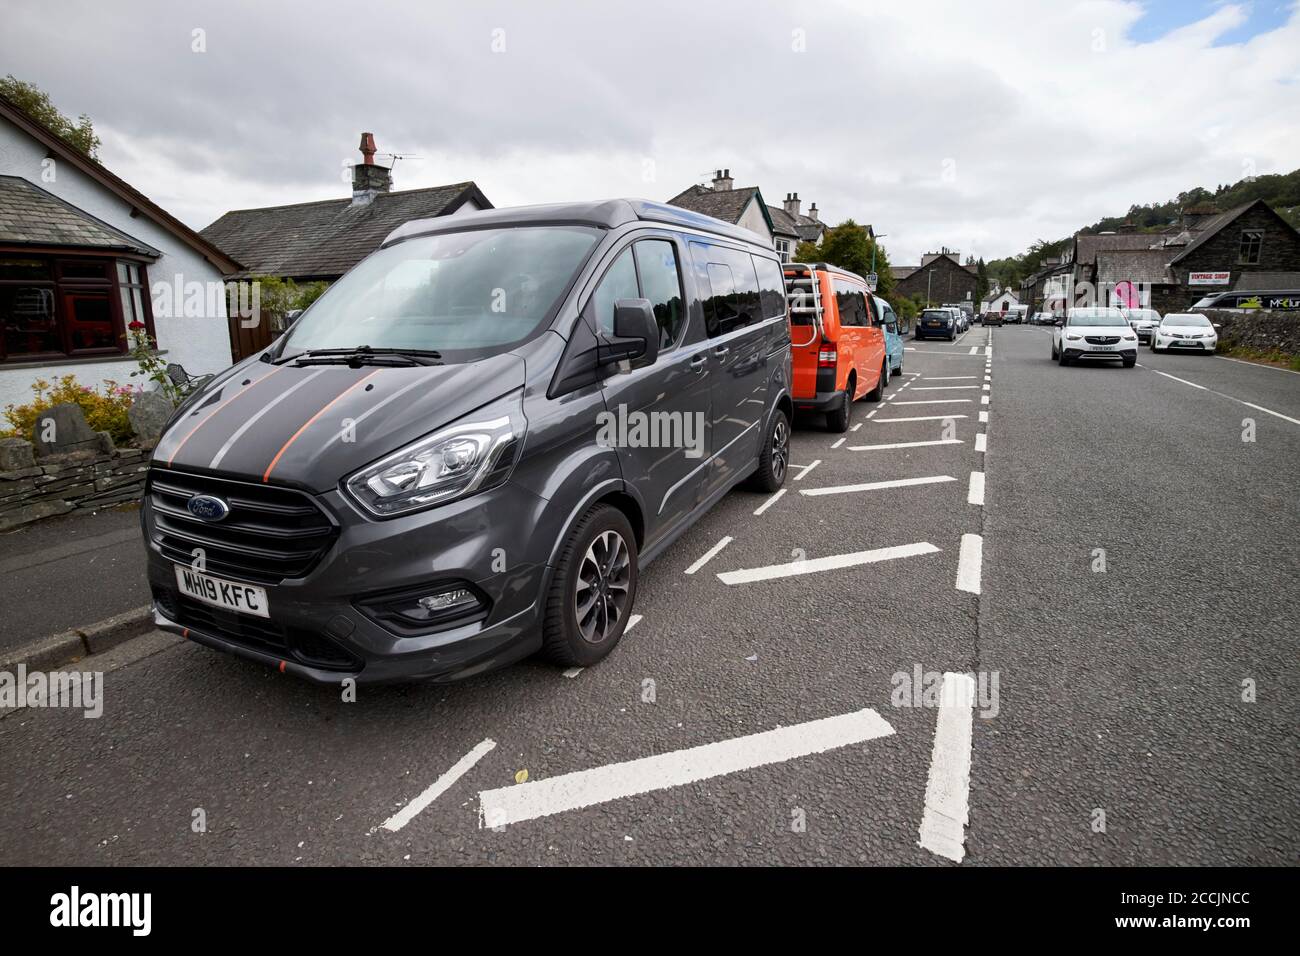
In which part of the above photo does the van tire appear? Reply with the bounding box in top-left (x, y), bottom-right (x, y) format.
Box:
top-left (540, 504), bottom-right (638, 668)
top-left (826, 388), bottom-right (851, 433)
top-left (750, 408), bottom-right (791, 491)
top-left (867, 362), bottom-right (887, 401)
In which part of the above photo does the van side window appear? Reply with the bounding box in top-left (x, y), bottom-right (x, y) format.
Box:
top-left (690, 241), bottom-right (762, 336)
top-left (833, 279), bottom-right (867, 327)
top-left (752, 256), bottom-right (787, 319)
top-left (633, 240), bottom-right (685, 348)
top-left (589, 247), bottom-right (638, 335)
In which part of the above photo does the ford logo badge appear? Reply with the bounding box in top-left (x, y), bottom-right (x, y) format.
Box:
top-left (187, 494), bottom-right (230, 522)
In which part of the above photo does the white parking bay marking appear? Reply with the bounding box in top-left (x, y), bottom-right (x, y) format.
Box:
top-left (685, 536), bottom-right (733, 575)
top-left (626, 614), bottom-right (643, 632)
top-left (794, 459), bottom-right (821, 480)
top-left (478, 708), bottom-right (895, 829)
top-left (974, 433), bottom-right (986, 453)
top-left (913, 385), bottom-right (979, 391)
top-left (892, 399), bottom-right (972, 406)
top-left (379, 738), bottom-right (497, 833)
top-left (967, 471), bottom-right (985, 506)
top-left (968, 346), bottom-right (978, 354)
top-left (918, 672), bottom-right (976, 863)
top-left (850, 439), bottom-right (963, 451)
top-left (921, 376), bottom-right (976, 380)
top-left (753, 488), bottom-right (786, 516)
top-left (875, 414), bottom-right (969, 423)
top-left (800, 475), bottom-right (955, 497)
top-left (955, 534), bottom-right (982, 594)
top-left (831, 437), bottom-right (846, 449)
top-left (717, 542), bottom-right (939, 585)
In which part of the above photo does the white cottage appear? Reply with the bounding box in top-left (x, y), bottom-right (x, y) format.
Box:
top-left (979, 287), bottom-right (1019, 314)
top-left (0, 95), bottom-right (239, 410)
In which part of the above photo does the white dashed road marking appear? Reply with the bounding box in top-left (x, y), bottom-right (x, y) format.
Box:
top-left (799, 475), bottom-right (956, 497)
top-left (974, 432), bottom-right (986, 453)
top-left (477, 707), bottom-right (896, 829)
top-left (717, 542), bottom-right (940, 585)
top-left (967, 471), bottom-right (985, 506)
top-left (955, 534), bottom-right (982, 594)
top-left (918, 672), bottom-right (975, 863)
top-left (849, 438), bottom-right (963, 451)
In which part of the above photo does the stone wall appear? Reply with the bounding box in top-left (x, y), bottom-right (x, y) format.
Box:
top-left (0, 441), bottom-right (150, 531)
top-left (1201, 309), bottom-right (1300, 355)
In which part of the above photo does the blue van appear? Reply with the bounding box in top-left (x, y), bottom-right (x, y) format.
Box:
top-left (872, 294), bottom-right (906, 376)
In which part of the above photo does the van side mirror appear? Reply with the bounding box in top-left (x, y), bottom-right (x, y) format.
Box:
top-left (1212, 322), bottom-right (1222, 330)
top-left (602, 298), bottom-right (659, 367)
top-left (1054, 318), bottom-right (1065, 327)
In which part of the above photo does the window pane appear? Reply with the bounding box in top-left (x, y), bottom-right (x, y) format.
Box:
top-left (633, 240), bottom-right (684, 348)
top-left (1, 285), bottom-right (59, 356)
top-left (65, 294), bottom-right (116, 352)
top-left (120, 286), bottom-right (135, 323)
top-left (0, 258), bottom-right (52, 281)
top-left (60, 261), bottom-right (110, 280)
top-left (116, 262), bottom-right (130, 284)
top-left (590, 248), bottom-right (638, 335)
top-left (753, 255), bottom-right (787, 320)
top-left (132, 288), bottom-right (145, 322)
top-left (692, 242), bottom-right (761, 336)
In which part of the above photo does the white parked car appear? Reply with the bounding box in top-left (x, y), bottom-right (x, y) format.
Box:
top-left (1121, 307), bottom-right (1161, 344)
top-left (1051, 307), bottom-right (1139, 367)
top-left (1151, 313), bottom-right (1219, 353)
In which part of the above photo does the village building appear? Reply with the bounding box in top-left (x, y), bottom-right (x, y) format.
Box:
top-left (892, 249), bottom-right (978, 307)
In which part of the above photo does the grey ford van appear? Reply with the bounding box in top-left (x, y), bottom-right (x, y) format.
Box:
top-left (143, 200), bottom-right (793, 683)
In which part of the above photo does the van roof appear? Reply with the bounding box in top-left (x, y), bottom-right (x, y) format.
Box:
top-left (381, 198), bottom-right (775, 250)
top-left (783, 261), bottom-right (868, 283)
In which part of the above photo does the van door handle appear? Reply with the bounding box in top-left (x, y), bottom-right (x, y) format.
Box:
top-left (688, 355), bottom-right (707, 371)
top-left (713, 346), bottom-right (730, 357)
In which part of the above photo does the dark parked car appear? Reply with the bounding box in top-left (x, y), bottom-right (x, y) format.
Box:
top-left (981, 311), bottom-right (1004, 327)
top-left (142, 200), bottom-right (794, 683)
top-left (916, 308), bottom-right (956, 340)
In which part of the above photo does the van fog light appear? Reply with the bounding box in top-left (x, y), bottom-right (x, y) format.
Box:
top-left (357, 582), bottom-right (490, 633)
top-left (418, 588), bottom-right (477, 614)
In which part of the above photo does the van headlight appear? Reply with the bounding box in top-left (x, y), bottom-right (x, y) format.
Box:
top-left (344, 407), bottom-right (523, 517)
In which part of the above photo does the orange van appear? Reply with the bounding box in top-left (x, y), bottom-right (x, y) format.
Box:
top-left (783, 263), bottom-right (889, 431)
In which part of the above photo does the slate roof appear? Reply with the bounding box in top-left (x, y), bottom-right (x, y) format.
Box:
top-left (1169, 200), bottom-right (1262, 263)
top-left (200, 182), bottom-right (490, 280)
top-left (890, 265), bottom-right (916, 280)
top-left (766, 204), bottom-right (801, 240)
top-left (795, 221), bottom-right (825, 243)
top-left (1074, 232), bottom-right (1158, 265)
top-left (1095, 249), bottom-right (1175, 286)
top-left (666, 184), bottom-right (775, 236)
top-left (0, 175), bottom-right (162, 256)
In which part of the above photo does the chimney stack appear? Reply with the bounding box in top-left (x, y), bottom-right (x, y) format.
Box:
top-left (783, 192), bottom-right (801, 218)
top-left (711, 168), bottom-right (733, 191)
top-left (808, 202), bottom-right (819, 222)
top-left (352, 132), bottom-right (393, 206)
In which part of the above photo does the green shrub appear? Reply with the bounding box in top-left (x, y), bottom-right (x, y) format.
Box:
top-left (1, 374), bottom-right (137, 445)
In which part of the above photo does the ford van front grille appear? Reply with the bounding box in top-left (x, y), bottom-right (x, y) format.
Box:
top-left (146, 468), bottom-right (337, 584)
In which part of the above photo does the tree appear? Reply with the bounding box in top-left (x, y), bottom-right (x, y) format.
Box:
top-left (976, 258), bottom-right (989, 304)
top-left (795, 219), bottom-right (899, 301)
top-left (0, 75), bottom-right (100, 157)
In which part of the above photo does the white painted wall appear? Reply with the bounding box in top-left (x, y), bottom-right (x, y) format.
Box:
top-left (0, 114), bottom-right (232, 411)
top-left (735, 198), bottom-right (775, 246)
top-left (980, 289), bottom-right (1019, 312)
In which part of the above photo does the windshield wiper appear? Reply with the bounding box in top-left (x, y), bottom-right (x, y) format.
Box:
top-left (277, 346), bottom-right (443, 367)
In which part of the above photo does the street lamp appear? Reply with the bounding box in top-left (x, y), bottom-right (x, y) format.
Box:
top-left (926, 269), bottom-right (935, 307)
top-left (871, 233), bottom-right (887, 277)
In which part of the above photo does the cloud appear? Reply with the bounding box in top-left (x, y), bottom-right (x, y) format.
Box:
top-left (1, 0), bottom-right (1297, 264)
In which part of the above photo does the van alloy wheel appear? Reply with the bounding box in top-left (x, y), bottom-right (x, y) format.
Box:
top-left (770, 418), bottom-right (788, 484)
top-left (574, 530), bottom-right (631, 644)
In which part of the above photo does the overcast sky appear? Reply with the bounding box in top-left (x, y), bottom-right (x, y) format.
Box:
top-left (3, 0), bottom-right (1298, 264)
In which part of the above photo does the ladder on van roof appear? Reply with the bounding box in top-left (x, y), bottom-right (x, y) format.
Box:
top-left (783, 267), bottom-right (822, 347)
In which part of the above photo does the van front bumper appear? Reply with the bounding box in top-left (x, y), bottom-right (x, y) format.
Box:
top-left (143, 479), bottom-right (554, 684)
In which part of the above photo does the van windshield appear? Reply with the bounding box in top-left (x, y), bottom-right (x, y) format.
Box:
top-left (281, 225), bottom-right (602, 362)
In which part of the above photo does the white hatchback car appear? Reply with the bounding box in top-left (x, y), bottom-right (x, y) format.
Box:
top-left (1151, 313), bottom-right (1219, 353)
top-left (1051, 307), bottom-right (1139, 367)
